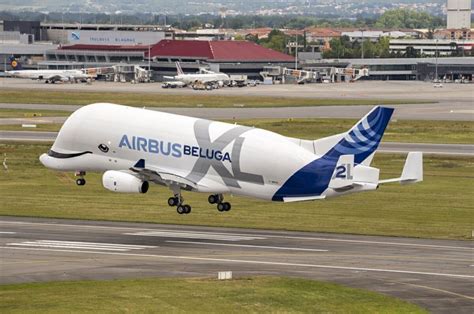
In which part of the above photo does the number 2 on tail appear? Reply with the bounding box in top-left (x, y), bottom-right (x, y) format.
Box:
top-left (334, 164), bottom-right (353, 180)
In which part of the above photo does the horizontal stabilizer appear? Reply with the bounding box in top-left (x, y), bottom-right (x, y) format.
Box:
top-left (379, 152), bottom-right (423, 185)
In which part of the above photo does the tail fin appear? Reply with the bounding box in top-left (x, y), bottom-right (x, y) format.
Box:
top-left (324, 106), bottom-right (394, 164)
top-left (175, 61), bottom-right (184, 75)
top-left (9, 56), bottom-right (22, 70)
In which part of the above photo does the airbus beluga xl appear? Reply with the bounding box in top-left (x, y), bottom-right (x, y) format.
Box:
top-left (40, 103), bottom-right (422, 214)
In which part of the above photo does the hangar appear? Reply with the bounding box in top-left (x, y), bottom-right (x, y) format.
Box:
top-left (41, 39), bottom-right (295, 80)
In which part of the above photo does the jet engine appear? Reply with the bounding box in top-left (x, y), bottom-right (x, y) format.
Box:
top-left (102, 170), bottom-right (149, 193)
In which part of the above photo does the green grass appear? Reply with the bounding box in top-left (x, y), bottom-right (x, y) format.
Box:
top-left (232, 118), bottom-right (474, 144)
top-left (0, 89), bottom-right (428, 108)
top-left (0, 124), bottom-right (63, 132)
top-left (0, 277), bottom-right (426, 313)
top-left (1, 118), bottom-right (473, 144)
top-left (0, 143), bottom-right (473, 240)
top-left (0, 109), bottom-right (71, 119)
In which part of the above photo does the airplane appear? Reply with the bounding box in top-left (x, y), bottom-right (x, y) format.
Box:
top-left (40, 103), bottom-right (423, 215)
top-left (5, 56), bottom-right (90, 83)
top-left (163, 62), bottom-right (230, 89)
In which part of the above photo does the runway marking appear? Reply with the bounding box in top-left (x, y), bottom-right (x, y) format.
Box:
top-left (166, 240), bottom-right (329, 252)
top-left (392, 281), bottom-right (474, 301)
top-left (1, 220), bottom-right (472, 251)
top-left (7, 240), bottom-right (156, 252)
top-left (125, 231), bottom-right (265, 241)
top-left (1, 246), bottom-right (473, 280)
top-left (0, 231), bottom-right (16, 234)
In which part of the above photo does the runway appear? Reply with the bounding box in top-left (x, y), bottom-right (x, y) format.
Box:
top-left (1, 217), bottom-right (473, 313)
top-left (1, 130), bottom-right (472, 155)
top-left (1, 102), bottom-right (473, 121)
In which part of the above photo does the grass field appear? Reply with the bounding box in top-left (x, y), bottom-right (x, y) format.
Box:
top-left (0, 109), bottom-right (71, 119)
top-left (0, 89), bottom-right (427, 108)
top-left (1, 118), bottom-right (473, 144)
top-left (0, 143), bottom-right (472, 239)
top-left (0, 276), bottom-right (425, 313)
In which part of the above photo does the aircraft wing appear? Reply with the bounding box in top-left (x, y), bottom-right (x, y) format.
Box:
top-left (129, 159), bottom-right (201, 191)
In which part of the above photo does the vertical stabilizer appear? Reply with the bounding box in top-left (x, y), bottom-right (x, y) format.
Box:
top-left (324, 106), bottom-right (394, 164)
top-left (175, 61), bottom-right (184, 75)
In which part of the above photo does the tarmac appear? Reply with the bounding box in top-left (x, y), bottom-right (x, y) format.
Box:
top-left (0, 102), bottom-right (473, 121)
top-left (1, 216), bottom-right (473, 313)
top-left (1, 78), bottom-right (473, 103)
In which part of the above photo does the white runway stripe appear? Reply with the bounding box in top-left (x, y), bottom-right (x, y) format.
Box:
top-left (0, 231), bottom-right (16, 234)
top-left (2, 246), bottom-right (473, 280)
top-left (127, 231), bottom-right (265, 241)
top-left (166, 240), bottom-right (329, 252)
top-left (7, 240), bottom-right (156, 252)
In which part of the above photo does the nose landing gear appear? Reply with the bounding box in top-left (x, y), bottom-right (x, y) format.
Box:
top-left (75, 171), bottom-right (86, 186)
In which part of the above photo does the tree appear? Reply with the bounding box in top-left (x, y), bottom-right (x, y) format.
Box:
top-left (375, 9), bottom-right (444, 29)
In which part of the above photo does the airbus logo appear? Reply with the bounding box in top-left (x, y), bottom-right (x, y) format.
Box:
top-left (118, 134), bottom-right (232, 162)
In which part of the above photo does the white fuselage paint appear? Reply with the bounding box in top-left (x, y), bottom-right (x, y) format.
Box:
top-left (6, 69), bottom-right (88, 81)
top-left (174, 72), bottom-right (230, 84)
top-left (40, 103), bottom-right (317, 201)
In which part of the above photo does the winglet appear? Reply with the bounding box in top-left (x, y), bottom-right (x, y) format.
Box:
top-left (400, 152), bottom-right (423, 184)
top-left (134, 159), bottom-right (145, 169)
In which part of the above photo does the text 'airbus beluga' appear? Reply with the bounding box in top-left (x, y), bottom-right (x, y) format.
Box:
top-left (40, 103), bottom-right (423, 215)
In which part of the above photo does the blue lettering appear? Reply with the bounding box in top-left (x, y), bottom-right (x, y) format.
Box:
top-left (148, 139), bottom-right (159, 153)
top-left (118, 134), bottom-right (132, 149)
top-left (160, 141), bottom-right (171, 156)
top-left (131, 136), bottom-right (136, 150)
top-left (192, 146), bottom-right (199, 157)
top-left (223, 152), bottom-right (231, 162)
top-left (184, 145), bottom-right (191, 156)
top-left (172, 143), bottom-right (182, 157)
top-left (215, 151), bottom-right (222, 161)
top-left (137, 137), bottom-right (148, 152)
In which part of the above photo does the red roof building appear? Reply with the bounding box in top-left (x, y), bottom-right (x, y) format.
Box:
top-left (147, 40), bottom-right (294, 62)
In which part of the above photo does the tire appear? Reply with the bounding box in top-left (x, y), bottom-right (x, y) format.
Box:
top-left (217, 203), bottom-right (226, 212)
top-left (177, 206), bottom-right (185, 214)
top-left (223, 202), bottom-right (231, 211)
top-left (76, 178), bottom-right (85, 186)
top-left (208, 195), bottom-right (218, 204)
top-left (184, 204), bottom-right (191, 214)
top-left (168, 197), bottom-right (178, 207)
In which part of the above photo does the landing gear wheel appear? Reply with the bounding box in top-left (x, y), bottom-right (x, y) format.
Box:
top-left (208, 194), bottom-right (219, 204)
top-left (217, 203), bottom-right (226, 212)
top-left (76, 178), bottom-right (86, 186)
top-left (168, 197), bottom-right (179, 207)
top-left (223, 202), bottom-right (231, 211)
top-left (177, 205), bottom-right (185, 215)
top-left (183, 204), bottom-right (191, 214)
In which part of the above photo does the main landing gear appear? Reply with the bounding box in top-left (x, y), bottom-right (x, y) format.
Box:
top-left (75, 171), bottom-right (86, 186)
top-left (168, 194), bottom-right (191, 215)
top-left (208, 194), bottom-right (231, 212)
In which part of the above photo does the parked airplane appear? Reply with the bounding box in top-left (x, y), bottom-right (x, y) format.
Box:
top-left (5, 56), bottom-right (90, 83)
top-left (163, 62), bottom-right (230, 89)
top-left (40, 103), bottom-right (422, 214)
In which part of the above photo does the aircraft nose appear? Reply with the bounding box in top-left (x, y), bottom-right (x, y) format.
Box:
top-left (39, 153), bottom-right (56, 169)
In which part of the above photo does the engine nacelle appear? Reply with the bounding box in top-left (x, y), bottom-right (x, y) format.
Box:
top-left (102, 170), bottom-right (149, 193)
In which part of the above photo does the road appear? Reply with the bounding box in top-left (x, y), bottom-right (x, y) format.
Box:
top-left (1, 217), bottom-right (473, 313)
top-left (1, 130), bottom-right (472, 155)
top-left (1, 102), bottom-right (473, 121)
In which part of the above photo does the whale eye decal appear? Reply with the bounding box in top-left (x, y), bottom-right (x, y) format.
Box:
top-left (98, 144), bottom-right (109, 153)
